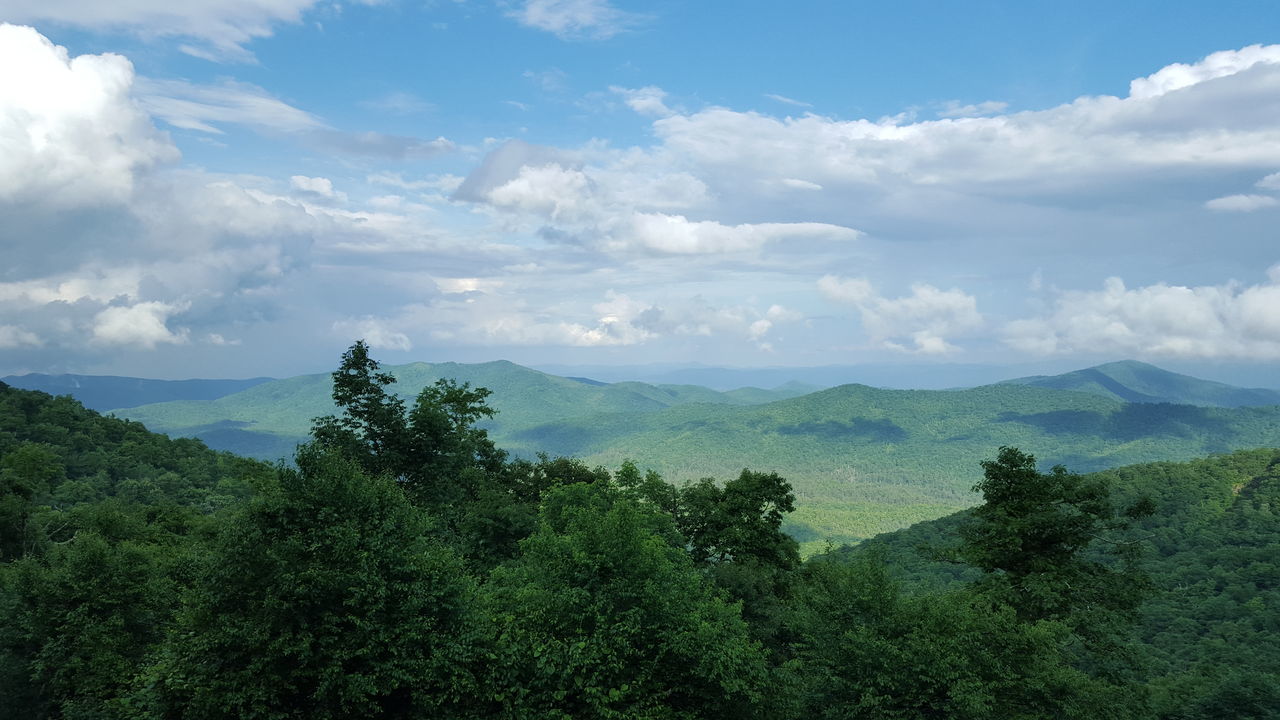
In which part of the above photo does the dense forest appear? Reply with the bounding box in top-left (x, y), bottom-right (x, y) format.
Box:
top-left (2, 342), bottom-right (1277, 718)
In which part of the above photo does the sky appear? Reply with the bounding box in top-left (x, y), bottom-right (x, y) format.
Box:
top-left (2, 0), bottom-right (1280, 381)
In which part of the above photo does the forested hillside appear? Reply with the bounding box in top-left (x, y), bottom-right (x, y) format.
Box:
top-left (854, 449), bottom-right (1280, 717)
top-left (3, 345), bottom-right (1278, 718)
top-left (112, 360), bottom-right (1280, 549)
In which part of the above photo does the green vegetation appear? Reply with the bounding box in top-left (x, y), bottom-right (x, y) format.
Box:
top-left (855, 448), bottom-right (1280, 719)
top-left (2, 347), bottom-right (1277, 718)
top-left (112, 360), bottom-right (1280, 547)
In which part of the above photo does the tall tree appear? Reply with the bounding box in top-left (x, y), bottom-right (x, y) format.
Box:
top-left (146, 447), bottom-right (482, 720)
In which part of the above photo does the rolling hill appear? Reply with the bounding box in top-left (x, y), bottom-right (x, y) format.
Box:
top-left (1000, 360), bottom-right (1280, 407)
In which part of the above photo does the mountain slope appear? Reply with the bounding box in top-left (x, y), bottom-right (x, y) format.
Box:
top-left (511, 382), bottom-right (1280, 546)
top-left (1000, 360), bottom-right (1280, 407)
top-left (852, 448), bottom-right (1280, 718)
top-left (1, 373), bottom-right (273, 411)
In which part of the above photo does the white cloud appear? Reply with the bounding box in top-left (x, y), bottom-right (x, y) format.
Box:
top-left (1204, 194), bottom-right (1278, 212)
top-left (624, 213), bottom-right (857, 255)
top-left (0, 24), bottom-right (178, 208)
top-left (819, 276), bottom-right (983, 354)
top-left (478, 160), bottom-right (857, 255)
top-left (0, 326), bottom-right (42, 349)
top-left (1004, 271), bottom-right (1280, 359)
top-left (2, 0), bottom-right (321, 62)
top-left (647, 44), bottom-right (1280, 194)
top-left (1257, 172), bottom-right (1280, 190)
top-left (332, 317), bottom-right (412, 351)
top-left (290, 175), bottom-right (346, 202)
top-left (509, 0), bottom-right (640, 40)
top-left (1128, 44), bottom-right (1280, 99)
top-left (780, 178), bottom-right (823, 191)
top-left (611, 86), bottom-right (672, 117)
top-left (92, 301), bottom-right (189, 348)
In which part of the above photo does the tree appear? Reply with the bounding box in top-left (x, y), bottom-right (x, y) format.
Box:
top-left (146, 447), bottom-right (482, 719)
top-left (483, 482), bottom-right (767, 719)
top-left (311, 340), bottom-right (408, 477)
top-left (959, 446), bottom-right (1148, 625)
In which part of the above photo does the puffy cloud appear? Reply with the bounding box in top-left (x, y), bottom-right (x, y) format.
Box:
top-left (0, 27), bottom-right (441, 367)
top-left (92, 301), bottom-right (190, 348)
top-left (1004, 270), bottom-right (1280, 359)
top-left (1257, 172), bottom-right (1280, 190)
top-left (1128, 44), bottom-right (1280, 99)
top-left (610, 86), bottom-right (672, 117)
top-left (509, 0), bottom-right (641, 40)
top-left (0, 24), bottom-right (177, 208)
top-left (2, 0), bottom-right (321, 62)
top-left (819, 276), bottom-right (983, 354)
top-left (1205, 194), bottom-right (1278, 212)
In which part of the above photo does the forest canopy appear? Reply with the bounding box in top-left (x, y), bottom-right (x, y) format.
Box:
top-left (1, 343), bottom-right (1277, 719)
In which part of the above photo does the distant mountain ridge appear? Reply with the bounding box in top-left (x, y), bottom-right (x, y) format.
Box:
top-left (999, 360), bottom-right (1280, 407)
top-left (1, 373), bottom-right (274, 412)
top-left (110, 360), bottom-right (816, 463)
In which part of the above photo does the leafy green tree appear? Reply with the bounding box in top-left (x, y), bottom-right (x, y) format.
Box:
top-left (959, 446), bottom-right (1148, 625)
top-left (483, 481), bottom-right (767, 719)
top-left (146, 447), bottom-right (482, 720)
top-left (311, 340), bottom-right (408, 477)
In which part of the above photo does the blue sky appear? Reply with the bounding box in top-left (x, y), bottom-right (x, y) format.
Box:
top-left (2, 1), bottom-right (1280, 380)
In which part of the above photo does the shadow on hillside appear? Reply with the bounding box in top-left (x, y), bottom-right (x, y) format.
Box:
top-left (997, 403), bottom-right (1233, 441)
top-left (776, 417), bottom-right (907, 443)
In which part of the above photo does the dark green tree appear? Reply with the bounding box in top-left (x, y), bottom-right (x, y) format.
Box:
top-left (146, 447), bottom-right (482, 719)
top-left (483, 481), bottom-right (767, 719)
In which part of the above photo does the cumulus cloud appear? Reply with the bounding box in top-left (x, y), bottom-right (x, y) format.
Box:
top-left (2, 0), bottom-right (321, 62)
top-left (509, 0), bottom-right (641, 40)
top-left (1004, 269), bottom-right (1280, 359)
top-left (611, 86), bottom-right (672, 117)
top-left (0, 27), bottom-right (434, 367)
top-left (819, 276), bottom-right (983, 354)
top-left (92, 301), bottom-right (190, 348)
top-left (1204, 194), bottom-right (1278, 212)
top-left (0, 24), bottom-right (178, 208)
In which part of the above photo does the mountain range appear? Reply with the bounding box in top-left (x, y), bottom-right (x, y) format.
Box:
top-left (10, 359), bottom-right (1280, 549)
